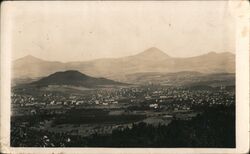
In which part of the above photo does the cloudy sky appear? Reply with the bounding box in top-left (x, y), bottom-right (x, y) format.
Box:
top-left (4, 1), bottom-right (236, 62)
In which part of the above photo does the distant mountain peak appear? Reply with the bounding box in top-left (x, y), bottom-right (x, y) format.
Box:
top-left (143, 47), bottom-right (166, 54)
top-left (24, 54), bottom-right (35, 58)
top-left (136, 47), bottom-right (170, 58)
top-left (16, 55), bottom-right (44, 62)
top-left (23, 55), bottom-right (39, 59)
top-left (146, 47), bottom-right (162, 51)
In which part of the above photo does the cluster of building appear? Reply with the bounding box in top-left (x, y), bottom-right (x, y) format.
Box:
top-left (11, 86), bottom-right (235, 116)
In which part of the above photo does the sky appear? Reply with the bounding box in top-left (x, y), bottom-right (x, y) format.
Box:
top-left (4, 1), bottom-right (236, 62)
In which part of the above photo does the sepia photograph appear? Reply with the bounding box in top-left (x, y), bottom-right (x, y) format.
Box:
top-left (0, 0), bottom-right (249, 154)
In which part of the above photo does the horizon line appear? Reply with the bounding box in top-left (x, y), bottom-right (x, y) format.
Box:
top-left (13, 47), bottom-right (235, 63)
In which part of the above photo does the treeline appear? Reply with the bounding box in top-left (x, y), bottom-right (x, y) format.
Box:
top-left (11, 105), bottom-right (235, 147)
top-left (87, 105), bottom-right (235, 147)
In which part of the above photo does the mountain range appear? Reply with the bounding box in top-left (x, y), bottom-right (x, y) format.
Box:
top-left (13, 47), bottom-right (235, 82)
